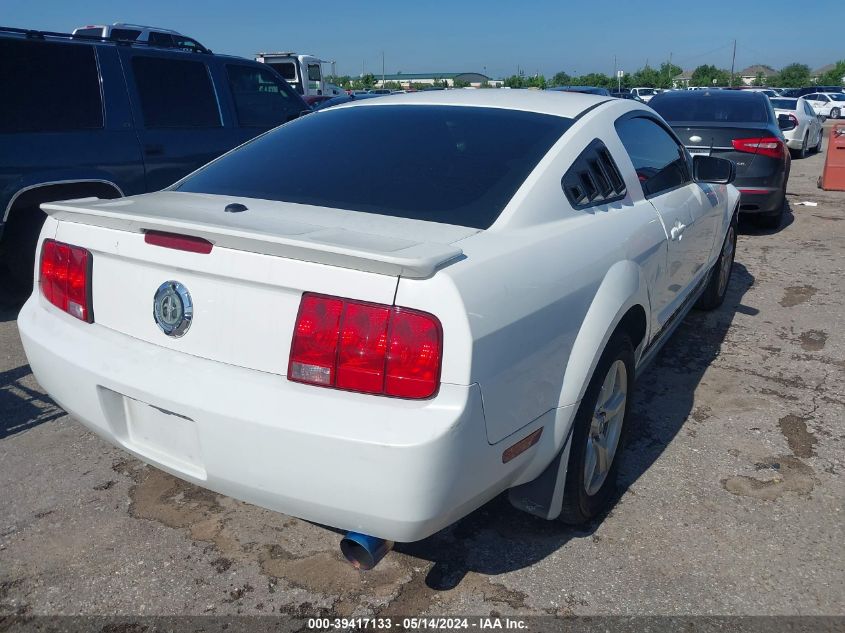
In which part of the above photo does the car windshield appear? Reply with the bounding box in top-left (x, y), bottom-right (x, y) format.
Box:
top-left (770, 98), bottom-right (798, 110)
top-left (175, 105), bottom-right (572, 229)
top-left (829, 94), bottom-right (845, 102)
top-left (650, 94), bottom-right (769, 123)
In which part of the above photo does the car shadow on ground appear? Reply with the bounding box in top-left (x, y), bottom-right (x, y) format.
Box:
top-left (738, 200), bottom-right (795, 236)
top-left (398, 262), bottom-right (756, 590)
top-left (0, 364), bottom-right (64, 440)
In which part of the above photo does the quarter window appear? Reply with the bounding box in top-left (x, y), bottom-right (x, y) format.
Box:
top-left (226, 64), bottom-right (303, 127)
top-left (615, 117), bottom-right (690, 197)
top-left (0, 39), bottom-right (103, 133)
top-left (131, 56), bottom-right (220, 128)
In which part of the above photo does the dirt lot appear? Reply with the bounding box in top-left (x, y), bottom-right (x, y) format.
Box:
top-left (1, 125), bottom-right (843, 619)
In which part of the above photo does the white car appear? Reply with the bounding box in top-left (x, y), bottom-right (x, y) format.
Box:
top-left (770, 97), bottom-right (824, 158)
top-left (802, 92), bottom-right (845, 119)
top-left (19, 91), bottom-right (739, 570)
top-left (630, 87), bottom-right (658, 102)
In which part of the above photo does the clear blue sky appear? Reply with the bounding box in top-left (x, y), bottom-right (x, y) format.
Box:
top-left (4, 0), bottom-right (840, 79)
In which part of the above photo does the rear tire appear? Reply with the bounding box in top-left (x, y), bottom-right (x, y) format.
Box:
top-left (813, 129), bottom-right (823, 153)
top-left (696, 214), bottom-right (737, 311)
top-left (796, 133), bottom-right (808, 159)
top-left (559, 331), bottom-right (634, 526)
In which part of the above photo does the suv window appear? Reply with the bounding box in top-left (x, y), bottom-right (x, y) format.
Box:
top-left (147, 31), bottom-right (174, 47)
top-left (176, 105), bottom-right (572, 229)
top-left (615, 117), bottom-right (690, 197)
top-left (131, 56), bottom-right (220, 128)
top-left (0, 39), bottom-right (103, 133)
top-left (226, 64), bottom-right (303, 127)
top-left (307, 64), bottom-right (321, 82)
top-left (110, 28), bottom-right (141, 40)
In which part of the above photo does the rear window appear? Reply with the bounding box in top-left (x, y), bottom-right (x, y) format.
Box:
top-left (270, 62), bottom-right (297, 81)
top-left (651, 94), bottom-right (770, 123)
top-left (176, 105), bottom-right (571, 229)
top-left (830, 94), bottom-right (845, 102)
top-left (131, 56), bottom-right (221, 128)
top-left (770, 98), bottom-right (798, 110)
top-left (0, 39), bottom-right (103, 133)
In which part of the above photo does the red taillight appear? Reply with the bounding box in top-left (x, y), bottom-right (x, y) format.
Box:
top-left (144, 230), bottom-right (213, 254)
top-left (731, 136), bottom-right (784, 159)
top-left (39, 239), bottom-right (93, 322)
top-left (288, 293), bottom-right (442, 399)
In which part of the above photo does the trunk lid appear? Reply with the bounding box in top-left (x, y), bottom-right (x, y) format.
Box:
top-left (43, 192), bottom-right (476, 375)
top-left (671, 122), bottom-right (772, 176)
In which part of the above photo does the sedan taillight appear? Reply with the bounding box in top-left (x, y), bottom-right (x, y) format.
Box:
top-left (731, 136), bottom-right (785, 159)
top-left (288, 293), bottom-right (442, 399)
top-left (40, 239), bottom-right (93, 322)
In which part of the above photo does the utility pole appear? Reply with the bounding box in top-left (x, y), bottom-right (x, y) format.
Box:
top-left (614, 55), bottom-right (619, 91)
top-left (381, 51), bottom-right (385, 87)
top-left (729, 39), bottom-right (736, 86)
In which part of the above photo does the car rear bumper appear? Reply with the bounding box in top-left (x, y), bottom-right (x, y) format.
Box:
top-left (735, 186), bottom-right (783, 214)
top-left (18, 295), bottom-right (552, 542)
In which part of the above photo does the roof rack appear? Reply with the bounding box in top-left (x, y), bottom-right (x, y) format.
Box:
top-left (110, 22), bottom-right (184, 34)
top-left (0, 25), bottom-right (211, 54)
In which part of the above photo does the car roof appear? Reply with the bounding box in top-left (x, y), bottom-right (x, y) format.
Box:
top-left (324, 89), bottom-right (612, 119)
top-left (652, 89), bottom-right (766, 101)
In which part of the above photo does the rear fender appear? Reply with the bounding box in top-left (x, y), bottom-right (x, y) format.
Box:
top-left (509, 260), bottom-right (650, 519)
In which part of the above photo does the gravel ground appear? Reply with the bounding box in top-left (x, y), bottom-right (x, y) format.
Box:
top-left (1, 124), bottom-right (843, 620)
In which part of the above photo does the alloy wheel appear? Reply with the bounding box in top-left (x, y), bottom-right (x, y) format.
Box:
top-left (584, 359), bottom-right (627, 496)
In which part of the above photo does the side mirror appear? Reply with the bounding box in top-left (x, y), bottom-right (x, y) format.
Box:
top-left (818, 113), bottom-right (828, 122)
top-left (693, 155), bottom-right (735, 184)
top-left (778, 113), bottom-right (797, 131)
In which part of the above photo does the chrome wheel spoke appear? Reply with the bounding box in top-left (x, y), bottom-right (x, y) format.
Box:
top-left (602, 391), bottom-right (626, 420)
top-left (584, 359), bottom-right (628, 496)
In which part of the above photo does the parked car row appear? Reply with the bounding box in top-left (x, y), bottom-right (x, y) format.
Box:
top-left (0, 25), bottom-right (309, 288)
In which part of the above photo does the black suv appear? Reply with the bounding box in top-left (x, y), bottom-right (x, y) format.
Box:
top-left (0, 26), bottom-right (308, 288)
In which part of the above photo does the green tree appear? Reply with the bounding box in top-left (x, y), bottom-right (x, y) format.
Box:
top-left (691, 64), bottom-right (731, 87)
top-left (773, 63), bottom-right (811, 88)
top-left (453, 78), bottom-right (471, 88)
top-left (818, 61), bottom-right (845, 86)
top-left (552, 71), bottom-right (571, 86)
top-left (657, 62), bottom-right (683, 89)
top-left (630, 65), bottom-right (660, 88)
top-left (751, 72), bottom-right (766, 87)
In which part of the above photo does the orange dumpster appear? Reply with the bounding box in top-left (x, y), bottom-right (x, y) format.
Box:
top-left (819, 123), bottom-right (845, 191)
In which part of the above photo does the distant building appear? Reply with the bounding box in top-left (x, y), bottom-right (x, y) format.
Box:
top-left (673, 70), bottom-right (694, 88)
top-left (812, 63), bottom-right (845, 84)
top-left (738, 65), bottom-right (777, 86)
top-left (373, 72), bottom-right (501, 89)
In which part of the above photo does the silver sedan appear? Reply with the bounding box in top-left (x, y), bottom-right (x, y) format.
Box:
top-left (770, 96), bottom-right (824, 158)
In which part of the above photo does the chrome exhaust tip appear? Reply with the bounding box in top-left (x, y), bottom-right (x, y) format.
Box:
top-left (340, 532), bottom-right (394, 570)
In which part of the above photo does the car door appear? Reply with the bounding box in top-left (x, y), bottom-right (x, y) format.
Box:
top-left (803, 100), bottom-right (822, 145)
top-left (615, 115), bottom-right (718, 329)
top-left (119, 49), bottom-right (243, 191)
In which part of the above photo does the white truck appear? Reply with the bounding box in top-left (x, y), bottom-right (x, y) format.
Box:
top-left (255, 52), bottom-right (340, 97)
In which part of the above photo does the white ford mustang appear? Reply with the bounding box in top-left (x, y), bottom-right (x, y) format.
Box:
top-left (19, 90), bottom-right (739, 569)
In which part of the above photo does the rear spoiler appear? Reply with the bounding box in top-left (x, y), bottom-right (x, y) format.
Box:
top-left (41, 198), bottom-right (464, 279)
